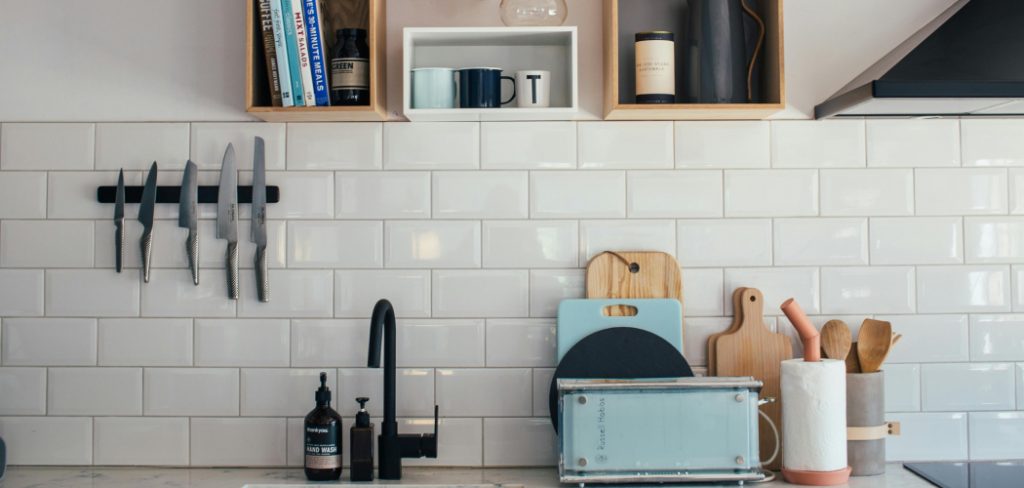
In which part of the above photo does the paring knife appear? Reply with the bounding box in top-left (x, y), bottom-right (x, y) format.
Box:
top-left (138, 162), bottom-right (158, 283)
top-left (114, 169), bottom-right (126, 273)
top-left (217, 144), bottom-right (239, 300)
top-left (179, 160), bottom-right (200, 285)
top-left (252, 137), bottom-right (270, 302)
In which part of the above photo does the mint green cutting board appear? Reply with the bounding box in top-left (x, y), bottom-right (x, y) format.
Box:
top-left (557, 298), bottom-right (683, 362)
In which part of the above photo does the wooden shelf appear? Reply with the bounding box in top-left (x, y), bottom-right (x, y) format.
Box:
top-left (603, 0), bottom-right (785, 120)
top-left (245, 0), bottom-right (387, 121)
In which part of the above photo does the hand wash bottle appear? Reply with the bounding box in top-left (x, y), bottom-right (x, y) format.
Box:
top-left (304, 372), bottom-right (342, 481)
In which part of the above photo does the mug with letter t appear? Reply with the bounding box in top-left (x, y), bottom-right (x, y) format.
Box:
top-left (458, 67), bottom-right (516, 108)
top-left (515, 70), bottom-right (550, 108)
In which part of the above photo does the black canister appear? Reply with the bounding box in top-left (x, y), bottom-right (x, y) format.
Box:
top-left (330, 28), bottom-right (370, 106)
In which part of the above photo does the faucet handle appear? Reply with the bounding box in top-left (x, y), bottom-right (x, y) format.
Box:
top-left (421, 405), bottom-right (439, 458)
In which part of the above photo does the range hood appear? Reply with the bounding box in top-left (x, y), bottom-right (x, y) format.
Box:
top-left (815, 0), bottom-right (1024, 118)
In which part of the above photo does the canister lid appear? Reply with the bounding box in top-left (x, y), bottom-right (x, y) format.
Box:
top-left (636, 31), bottom-right (674, 42)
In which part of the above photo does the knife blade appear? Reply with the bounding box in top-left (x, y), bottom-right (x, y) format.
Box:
top-left (138, 162), bottom-right (158, 283)
top-left (217, 144), bottom-right (239, 300)
top-left (251, 137), bottom-right (269, 302)
top-left (114, 169), bottom-right (126, 273)
top-left (179, 160), bottom-right (199, 286)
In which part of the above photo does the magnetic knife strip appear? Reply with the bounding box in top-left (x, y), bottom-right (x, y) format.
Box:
top-left (96, 186), bottom-right (280, 204)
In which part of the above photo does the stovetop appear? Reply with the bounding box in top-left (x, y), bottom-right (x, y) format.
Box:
top-left (904, 461), bottom-right (1024, 488)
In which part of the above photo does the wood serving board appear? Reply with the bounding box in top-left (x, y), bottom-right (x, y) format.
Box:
top-left (714, 287), bottom-right (792, 471)
top-left (585, 251), bottom-right (683, 320)
top-left (706, 287), bottom-right (746, 376)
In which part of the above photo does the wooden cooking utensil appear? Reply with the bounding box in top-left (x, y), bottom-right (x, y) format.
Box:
top-left (707, 287), bottom-right (746, 376)
top-left (846, 343), bottom-right (862, 373)
top-left (820, 319), bottom-right (852, 361)
top-left (857, 319), bottom-right (893, 373)
top-left (715, 288), bottom-right (793, 471)
top-left (585, 250), bottom-right (684, 328)
top-left (892, 333), bottom-right (903, 346)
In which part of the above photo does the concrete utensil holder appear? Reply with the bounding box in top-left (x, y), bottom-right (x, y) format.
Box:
top-left (846, 371), bottom-right (900, 476)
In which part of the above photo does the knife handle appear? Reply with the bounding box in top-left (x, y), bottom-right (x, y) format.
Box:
top-left (115, 219), bottom-right (124, 273)
top-left (255, 246), bottom-right (270, 303)
top-left (226, 241), bottom-right (239, 300)
top-left (141, 229), bottom-right (153, 283)
top-left (186, 229), bottom-right (200, 286)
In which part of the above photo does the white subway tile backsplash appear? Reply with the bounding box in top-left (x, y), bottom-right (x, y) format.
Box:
top-left (530, 171), bottom-right (625, 218)
top-left (287, 220), bottom-right (383, 268)
top-left (0, 172), bottom-right (47, 218)
top-left (1011, 168), bottom-right (1024, 214)
top-left (870, 217), bottom-right (964, 265)
top-left (0, 417), bottom-right (93, 465)
top-left (676, 121), bottom-right (769, 168)
top-left (384, 122), bottom-right (479, 169)
top-left (0, 368), bottom-right (46, 415)
top-left (95, 123), bottom-right (190, 170)
top-left (885, 364), bottom-right (922, 412)
top-left (723, 267), bottom-right (820, 315)
top-left (98, 318), bottom-right (192, 366)
top-left (140, 269), bottom-right (236, 317)
top-left (190, 417), bottom-right (286, 466)
top-left (917, 265), bottom-right (1011, 313)
top-left (2, 318), bottom-right (96, 366)
top-left (820, 266), bottom-right (915, 314)
top-left (965, 217), bottom-right (1024, 263)
top-left (771, 120), bottom-right (865, 168)
top-left (47, 170), bottom-right (133, 219)
top-left (970, 315), bottom-right (1024, 361)
top-left (335, 171), bottom-right (431, 219)
top-left (820, 169), bottom-right (914, 216)
top-left (194, 319), bottom-right (288, 367)
top-left (486, 319), bottom-right (556, 367)
top-left (48, 367), bottom-right (142, 415)
top-left (867, 119), bottom-right (960, 167)
top-left (580, 121), bottom-right (673, 169)
top-left (533, 369), bottom-right (554, 417)
top-left (578, 220), bottom-right (675, 265)
top-left (683, 268), bottom-right (724, 317)
top-left (483, 221), bottom-right (577, 268)
top-left (1, 220), bottom-right (94, 268)
top-left (481, 121), bottom-right (576, 169)
top-left (291, 319), bottom-right (367, 367)
top-left (916, 168), bottom-right (1009, 216)
top-left (93, 417), bottom-right (189, 466)
top-left (238, 269), bottom-right (334, 318)
top-left (144, 368), bottom-right (239, 416)
top-left (286, 122), bottom-right (382, 170)
top-left (483, 418), bottom-right (557, 466)
top-left (432, 270), bottom-right (528, 318)
top-left (922, 363), bottom-right (1015, 411)
top-left (1015, 266), bottom-right (1024, 312)
top-left (683, 317), bottom-right (731, 367)
top-left (886, 412), bottom-right (967, 461)
top-left (337, 368), bottom-right (435, 417)
top-left (265, 171), bottom-right (334, 219)
top-left (386, 220), bottom-right (481, 268)
top-left (773, 218), bottom-right (868, 265)
top-left (969, 412), bottom-right (1024, 460)
top-left (1, 123), bottom-right (94, 170)
top-left (189, 122), bottom-right (285, 170)
top-left (397, 319), bottom-right (485, 368)
top-left (529, 269), bottom-right (585, 318)
top-left (45, 269), bottom-right (138, 317)
top-left (875, 314), bottom-right (970, 364)
top-left (335, 270), bottom-right (431, 318)
top-left (1018, 363), bottom-right (1023, 410)
top-left (436, 368), bottom-right (532, 417)
top-left (433, 171), bottom-right (528, 219)
top-left (626, 170), bottom-right (722, 218)
top-left (0, 270), bottom-right (43, 316)
top-left (676, 219), bottom-right (772, 267)
top-left (961, 119), bottom-right (1024, 167)
top-left (724, 169), bottom-right (818, 217)
top-left (241, 368), bottom-right (337, 417)
top-left (402, 417), bottom-right (483, 467)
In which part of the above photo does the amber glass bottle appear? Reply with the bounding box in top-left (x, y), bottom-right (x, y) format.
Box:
top-left (304, 372), bottom-right (342, 481)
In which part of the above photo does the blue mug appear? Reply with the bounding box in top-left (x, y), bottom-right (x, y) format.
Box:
top-left (457, 67), bottom-right (516, 108)
top-left (411, 68), bottom-right (457, 109)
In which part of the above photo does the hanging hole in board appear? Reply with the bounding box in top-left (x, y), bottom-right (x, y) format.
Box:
top-left (628, 262), bottom-right (640, 273)
top-left (602, 305), bottom-right (638, 316)
top-left (749, 295), bottom-right (757, 302)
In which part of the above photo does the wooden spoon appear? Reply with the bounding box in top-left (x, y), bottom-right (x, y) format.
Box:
top-left (820, 319), bottom-right (852, 361)
top-left (857, 319), bottom-right (893, 373)
top-left (846, 343), bottom-right (862, 373)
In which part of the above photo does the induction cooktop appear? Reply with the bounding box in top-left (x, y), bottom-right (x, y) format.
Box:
top-left (904, 461), bottom-right (1024, 488)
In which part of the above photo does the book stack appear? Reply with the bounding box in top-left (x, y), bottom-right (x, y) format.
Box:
top-left (257, 0), bottom-right (330, 107)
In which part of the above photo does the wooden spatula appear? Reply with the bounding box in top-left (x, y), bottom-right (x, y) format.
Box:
top-left (820, 319), bottom-right (852, 361)
top-left (857, 319), bottom-right (893, 373)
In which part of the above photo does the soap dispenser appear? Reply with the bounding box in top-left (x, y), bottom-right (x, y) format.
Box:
top-left (350, 396), bottom-right (375, 481)
top-left (304, 372), bottom-right (342, 481)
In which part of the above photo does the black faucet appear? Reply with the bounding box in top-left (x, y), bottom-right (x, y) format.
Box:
top-left (367, 299), bottom-right (438, 480)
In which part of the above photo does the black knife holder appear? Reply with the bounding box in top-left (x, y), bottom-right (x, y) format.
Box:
top-left (96, 185), bottom-right (279, 204)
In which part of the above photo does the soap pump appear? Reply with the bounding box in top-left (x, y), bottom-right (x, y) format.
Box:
top-left (304, 372), bottom-right (342, 481)
top-left (350, 396), bottom-right (375, 481)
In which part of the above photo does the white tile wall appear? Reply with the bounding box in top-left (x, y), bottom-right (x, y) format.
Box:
top-left (4, 119), bottom-right (1024, 466)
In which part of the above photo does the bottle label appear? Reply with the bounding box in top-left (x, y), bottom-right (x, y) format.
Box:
top-left (305, 424), bottom-right (340, 469)
top-left (635, 39), bottom-right (675, 96)
top-left (331, 57), bottom-right (369, 91)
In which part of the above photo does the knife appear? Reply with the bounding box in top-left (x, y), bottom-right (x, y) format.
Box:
top-left (179, 160), bottom-right (200, 285)
top-left (251, 137), bottom-right (270, 302)
top-left (217, 144), bottom-right (239, 300)
top-left (114, 169), bottom-right (126, 273)
top-left (138, 162), bottom-right (158, 283)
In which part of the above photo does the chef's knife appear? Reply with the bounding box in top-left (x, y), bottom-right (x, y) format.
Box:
top-left (217, 144), bottom-right (239, 300)
top-left (114, 169), bottom-right (126, 273)
top-left (138, 162), bottom-right (158, 283)
top-left (251, 137), bottom-right (269, 302)
top-left (179, 160), bottom-right (199, 285)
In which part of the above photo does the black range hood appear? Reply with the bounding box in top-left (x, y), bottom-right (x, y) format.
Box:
top-left (815, 0), bottom-right (1024, 118)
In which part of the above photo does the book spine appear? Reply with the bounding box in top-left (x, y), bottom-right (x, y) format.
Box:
top-left (290, 0), bottom-right (316, 106)
top-left (303, 0), bottom-right (330, 106)
top-left (280, 0), bottom-right (305, 106)
top-left (268, 0), bottom-right (294, 107)
top-left (257, 0), bottom-right (283, 106)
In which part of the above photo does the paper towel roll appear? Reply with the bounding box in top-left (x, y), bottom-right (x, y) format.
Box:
top-left (782, 359), bottom-right (847, 472)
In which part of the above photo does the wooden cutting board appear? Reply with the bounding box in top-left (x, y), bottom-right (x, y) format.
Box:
top-left (714, 287), bottom-right (792, 471)
top-left (706, 287), bottom-right (746, 376)
top-left (585, 251), bottom-right (683, 326)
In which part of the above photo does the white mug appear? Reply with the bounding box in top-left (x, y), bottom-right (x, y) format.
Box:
top-left (515, 70), bottom-right (550, 108)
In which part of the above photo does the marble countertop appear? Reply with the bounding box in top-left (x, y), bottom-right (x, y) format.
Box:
top-left (1, 465), bottom-right (931, 488)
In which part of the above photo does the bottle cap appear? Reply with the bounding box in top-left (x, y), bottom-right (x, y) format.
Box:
top-left (315, 372), bottom-right (331, 406)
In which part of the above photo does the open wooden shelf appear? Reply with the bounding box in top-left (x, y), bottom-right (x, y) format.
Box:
top-left (603, 0), bottom-right (785, 120)
top-left (245, 0), bottom-right (387, 121)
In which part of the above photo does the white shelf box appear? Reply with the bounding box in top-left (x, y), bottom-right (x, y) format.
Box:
top-left (403, 27), bottom-right (579, 121)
